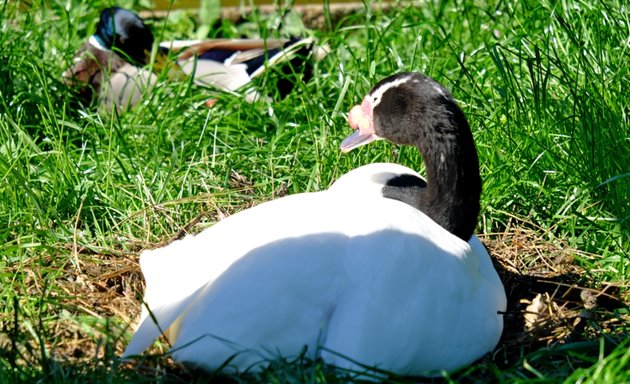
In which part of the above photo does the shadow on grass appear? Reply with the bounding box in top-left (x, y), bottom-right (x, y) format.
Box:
top-left (481, 225), bottom-right (628, 377)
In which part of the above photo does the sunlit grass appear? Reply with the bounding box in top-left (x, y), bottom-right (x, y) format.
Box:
top-left (0, 0), bottom-right (628, 382)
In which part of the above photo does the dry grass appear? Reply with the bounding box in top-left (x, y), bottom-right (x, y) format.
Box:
top-left (4, 210), bottom-right (624, 380)
top-left (482, 220), bottom-right (628, 367)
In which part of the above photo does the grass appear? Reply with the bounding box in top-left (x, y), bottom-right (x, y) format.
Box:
top-left (0, 0), bottom-right (628, 382)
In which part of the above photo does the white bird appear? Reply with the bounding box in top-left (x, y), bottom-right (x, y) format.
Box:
top-left (123, 72), bottom-right (506, 378)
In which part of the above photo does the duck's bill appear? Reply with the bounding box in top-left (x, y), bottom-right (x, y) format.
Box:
top-left (340, 131), bottom-right (380, 152)
top-left (340, 102), bottom-right (380, 152)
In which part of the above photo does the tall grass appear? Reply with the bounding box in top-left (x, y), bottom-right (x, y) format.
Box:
top-left (0, 0), bottom-right (627, 382)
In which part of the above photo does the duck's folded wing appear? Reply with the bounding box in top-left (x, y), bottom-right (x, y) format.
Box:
top-left (171, 38), bottom-right (289, 61)
top-left (238, 38), bottom-right (315, 78)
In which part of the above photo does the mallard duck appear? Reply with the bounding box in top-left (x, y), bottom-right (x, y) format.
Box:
top-left (63, 6), bottom-right (322, 112)
top-left (122, 72), bottom-right (506, 378)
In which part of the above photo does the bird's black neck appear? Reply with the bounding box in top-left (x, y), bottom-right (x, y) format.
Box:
top-left (383, 98), bottom-right (481, 241)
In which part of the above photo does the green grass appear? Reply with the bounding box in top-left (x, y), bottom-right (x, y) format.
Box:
top-left (0, 0), bottom-right (628, 382)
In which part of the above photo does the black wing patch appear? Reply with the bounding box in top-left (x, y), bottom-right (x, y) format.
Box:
top-left (382, 174), bottom-right (426, 211)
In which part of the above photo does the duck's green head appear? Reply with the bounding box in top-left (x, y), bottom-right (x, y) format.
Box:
top-left (94, 6), bottom-right (154, 65)
top-left (63, 7), bottom-right (159, 100)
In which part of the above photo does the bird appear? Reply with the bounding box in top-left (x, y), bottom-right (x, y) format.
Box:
top-left (122, 72), bottom-right (506, 378)
top-left (63, 6), bottom-right (323, 112)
